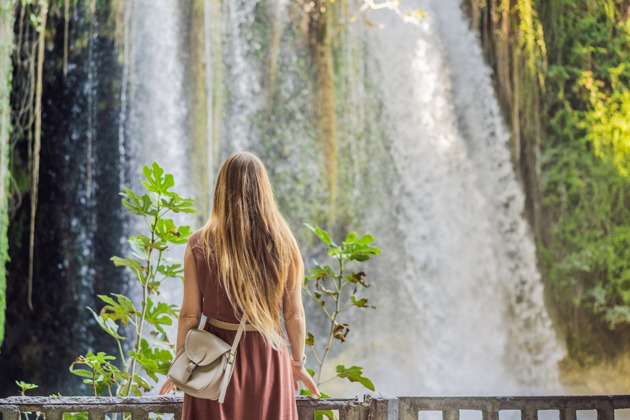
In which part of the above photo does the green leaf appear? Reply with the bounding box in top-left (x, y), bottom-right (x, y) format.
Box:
top-left (145, 297), bottom-right (178, 337)
top-left (356, 234), bottom-right (375, 245)
top-left (345, 242), bottom-right (381, 262)
top-left (345, 271), bottom-right (370, 288)
top-left (15, 381), bottom-right (38, 393)
top-left (142, 162), bottom-right (175, 195)
top-left (155, 219), bottom-right (191, 244)
top-left (351, 295), bottom-right (375, 309)
top-left (157, 262), bottom-right (183, 278)
top-left (63, 412), bottom-right (90, 420)
top-left (99, 294), bottom-right (138, 326)
top-left (335, 365), bottom-right (375, 391)
top-left (129, 339), bottom-right (173, 381)
top-left (305, 332), bottom-right (315, 346)
top-left (159, 193), bottom-right (196, 214)
top-left (87, 307), bottom-right (126, 341)
top-left (315, 410), bottom-right (336, 420)
top-left (307, 264), bottom-right (336, 281)
top-left (304, 224), bottom-right (337, 248)
top-left (134, 374), bottom-right (152, 392)
top-left (120, 188), bottom-right (153, 216)
top-left (111, 256), bottom-right (145, 271)
top-left (134, 234), bottom-right (168, 252)
top-left (70, 369), bottom-right (94, 379)
top-left (341, 233), bottom-right (381, 262)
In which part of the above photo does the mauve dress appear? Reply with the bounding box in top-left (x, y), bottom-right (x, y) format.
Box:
top-left (182, 230), bottom-right (298, 420)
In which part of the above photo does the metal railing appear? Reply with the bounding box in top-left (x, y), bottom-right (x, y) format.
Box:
top-left (2, 394), bottom-right (630, 420)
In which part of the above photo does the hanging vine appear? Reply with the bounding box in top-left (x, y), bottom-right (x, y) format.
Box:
top-left (27, 0), bottom-right (48, 311)
top-left (10, 0), bottom-right (50, 311)
top-left (63, 0), bottom-right (69, 76)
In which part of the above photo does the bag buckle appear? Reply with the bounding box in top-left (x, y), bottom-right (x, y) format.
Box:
top-left (226, 352), bottom-right (236, 365)
top-left (186, 360), bottom-right (198, 374)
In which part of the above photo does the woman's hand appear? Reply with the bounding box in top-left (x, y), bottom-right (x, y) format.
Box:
top-left (292, 365), bottom-right (320, 397)
top-left (159, 377), bottom-right (176, 395)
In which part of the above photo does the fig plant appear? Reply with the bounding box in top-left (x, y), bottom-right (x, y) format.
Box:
top-left (69, 162), bottom-right (195, 397)
top-left (302, 224), bottom-right (381, 394)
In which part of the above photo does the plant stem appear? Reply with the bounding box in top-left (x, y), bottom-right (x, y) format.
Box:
top-left (92, 369), bottom-right (97, 397)
top-left (116, 338), bottom-right (126, 371)
top-left (123, 199), bottom-right (160, 396)
top-left (316, 262), bottom-right (345, 386)
top-left (308, 345), bottom-right (322, 365)
top-left (305, 288), bottom-right (334, 321)
top-left (319, 376), bottom-right (338, 386)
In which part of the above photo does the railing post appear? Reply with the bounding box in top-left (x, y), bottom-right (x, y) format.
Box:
top-left (44, 409), bottom-right (64, 420)
top-left (130, 409), bottom-right (149, 420)
top-left (173, 406), bottom-right (183, 420)
top-left (482, 400), bottom-right (499, 420)
top-left (0, 409), bottom-right (20, 420)
top-left (297, 404), bottom-right (314, 420)
top-left (444, 408), bottom-right (459, 420)
top-left (522, 408), bottom-right (537, 420)
top-left (88, 410), bottom-right (108, 420)
top-left (366, 392), bottom-right (398, 420)
top-left (560, 408), bottom-right (576, 420)
top-left (596, 401), bottom-right (614, 420)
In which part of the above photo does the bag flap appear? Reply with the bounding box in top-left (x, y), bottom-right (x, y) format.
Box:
top-left (185, 329), bottom-right (231, 366)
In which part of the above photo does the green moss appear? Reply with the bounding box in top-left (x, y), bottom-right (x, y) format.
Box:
top-left (0, 2), bottom-right (15, 348)
top-left (466, 0), bottom-right (630, 360)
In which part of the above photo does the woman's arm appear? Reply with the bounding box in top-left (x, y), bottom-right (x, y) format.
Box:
top-left (176, 244), bottom-right (203, 352)
top-left (159, 243), bottom-right (202, 394)
top-left (284, 274), bottom-right (320, 396)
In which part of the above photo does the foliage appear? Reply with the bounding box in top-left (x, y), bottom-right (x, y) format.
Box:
top-left (69, 162), bottom-right (195, 396)
top-left (0, 0), bottom-right (14, 350)
top-left (16, 380), bottom-right (38, 396)
top-left (537, 0), bottom-right (630, 357)
top-left (15, 380), bottom-right (90, 419)
top-left (302, 224), bottom-right (380, 393)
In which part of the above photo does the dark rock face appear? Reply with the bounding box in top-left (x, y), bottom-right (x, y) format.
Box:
top-left (0, 3), bottom-right (129, 397)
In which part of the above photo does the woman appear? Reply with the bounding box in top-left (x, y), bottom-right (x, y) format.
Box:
top-left (159, 151), bottom-right (319, 419)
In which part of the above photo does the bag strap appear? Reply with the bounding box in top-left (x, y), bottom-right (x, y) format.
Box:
top-left (230, 315), bottom-right (248, 354)
top-left (218, 315), bottom-right (248, 403)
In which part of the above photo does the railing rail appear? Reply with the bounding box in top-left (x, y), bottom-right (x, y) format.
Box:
top-left (2, 394), bottom-right (630, 420)
top-left (398, 395), bottom-right (630, 420)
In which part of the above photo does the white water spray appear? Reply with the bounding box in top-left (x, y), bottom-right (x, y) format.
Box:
top-left (124, 0), bottom-right (194, 327)
top-left (346, 0), bottom-right (564, 396)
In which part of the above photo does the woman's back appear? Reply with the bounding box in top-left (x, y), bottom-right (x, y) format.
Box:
top-left (182, 229), bottom-right (298, 420)
top-left (188, 230), bottom-right (239, 323)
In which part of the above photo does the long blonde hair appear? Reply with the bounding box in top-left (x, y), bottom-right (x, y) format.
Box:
top-left (200, 151), bottom-right (303, 349)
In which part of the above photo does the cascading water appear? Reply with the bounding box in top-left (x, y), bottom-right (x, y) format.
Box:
top-left (120, 0), bottom-right (564, 396)
top-left (340, 0), bottom-right (565, 395)
top-left (121, 0), bottom-right (196, 330)
top-left (125, 0), bottom-right (190, 190)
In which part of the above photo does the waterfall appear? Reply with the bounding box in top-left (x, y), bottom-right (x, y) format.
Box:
top-left (126, 0), bottom-right (189, 188)
top-left (120, 0), bottom-right (564, 396)
top-left (340, 0), bottom-right (565, 395)
top-left (122, 0), bottom-right (195, 324)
